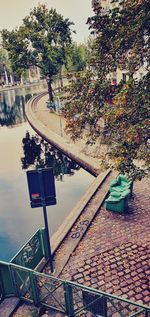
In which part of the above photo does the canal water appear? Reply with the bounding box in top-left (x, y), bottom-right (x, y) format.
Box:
top-left (0, 83), bottom-right (94, 261)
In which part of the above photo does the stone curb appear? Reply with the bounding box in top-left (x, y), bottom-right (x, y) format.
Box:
top-left (25, 93), bottom-right (112, 274)
top-left (0, 297), bottom-right (21, 317)
top-left (51, 169), bottom-right (111, 255)
top-left (25, 94), bottom-right (100, 176)
top-left (25, 94), bottom-right (112, 254)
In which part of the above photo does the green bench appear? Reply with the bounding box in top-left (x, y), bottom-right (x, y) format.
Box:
top-left (109, 175), bottom-right (133, 196)
top-left (105, 175), bottom-right (133, 213)
top-left (105, 189), bottom-right (131, 213)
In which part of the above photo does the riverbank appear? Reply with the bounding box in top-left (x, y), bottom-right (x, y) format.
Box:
top-left (25, 92), bottom-right (150, 308)
top-left (25, 92), bottom-right (106, 176)
top-left (0, 80), bottom-right (46, 93)
top-left (25, 92), bottom-right (115, 269)
top-left (1, 85), bottom-right (149, 317)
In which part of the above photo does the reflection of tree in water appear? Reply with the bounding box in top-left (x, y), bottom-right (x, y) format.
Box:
top-left (21, 131), bottom-right (80, 180)
top-left (0, 93), bottom-right (32, 127)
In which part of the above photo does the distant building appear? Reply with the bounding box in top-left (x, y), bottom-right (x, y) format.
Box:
top-left (92, 0), bottom-right (109, 14)
top-left (92, 0), bottom-right (116, 14)
top-left (91, 0), bottom-right (148, 84)
top-left (28, 66), bottom-right (41, 83)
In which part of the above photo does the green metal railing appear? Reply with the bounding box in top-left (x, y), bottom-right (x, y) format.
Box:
top-left (0, 260), bottom-right (149, 317)
top-left (10, 228), bottom-right (49, 270)
top-left (0, 228), bottom-right (149, 316)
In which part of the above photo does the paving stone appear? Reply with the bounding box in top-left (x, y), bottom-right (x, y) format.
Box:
top-left (77, 267), bottom-right (85, 273)
top-left (91, 261), bottom-right (97, 267)
top-left (91, 277), bottom-right (98, 284)
top-left (85, 281), bottom-right (92, 288)
top-left (135, 287), bottom-right (143, 293)
top-left (135, 294), bottom-right (143, 300)
top-left (143, 296), bottom-right (150, 303)
top-left (133, 275), bottom-right (140, 282)
top-left (74, 273), bottom-right (83, 280)
top-left (143, 290), bottom-right (150, 296)
top-left (97, 280), bottom-right (105, 287)
top-left (84, 275), bottom-right (90, 281)
top-left (84, 265), bottom-right (90, 270)
top-left (90, 267), bottom-right (97, 273)
top-left (78, 278), bottom-right (84, 284)
top-left (128, 290), bottom-right (135, 296)
top-left (122, 287), bottom-right (130, 294)
top-left (85, 259), bottom-right (91, 265)
top-left (137, 268), bottom-right (143, 273)
top-left (59, 178), bottom-right (150, 307)
top-left (136, 281), bottom-right (143, 288)
top-left (117, 271), bottom-right (124, 276)
top-left (124, 274), bottom-right (131, 279)
top-left (112, 279), bottom-right (119, 286)
top-left (141, 284), bottom-right (149, 290)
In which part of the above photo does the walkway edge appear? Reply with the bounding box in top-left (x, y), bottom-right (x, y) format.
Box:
top-left (25, 94), bottom-right (100, 176)
top-left (51, 169), bottom-right (111, 255)
top-left (0, 297), bottom-right (21, 317)
top-left (25, 93), bottom-right (112, 265)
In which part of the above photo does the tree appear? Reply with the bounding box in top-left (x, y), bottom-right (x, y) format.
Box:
top-left (64, 38), bottom-right (95, 74)
top-left (1, 4), bottom-right (74, 101)
top-left (0, 46), bottom-right (12, 85)
top-left (65, 43), bottom-right (88, 72)
top-left (21, 131), bottom-right (80, 179)
top-left (63, 0), bottom-right (150, 180)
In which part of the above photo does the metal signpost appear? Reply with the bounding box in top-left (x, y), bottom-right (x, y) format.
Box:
top-left (26, 168), bottom-right (56, 273)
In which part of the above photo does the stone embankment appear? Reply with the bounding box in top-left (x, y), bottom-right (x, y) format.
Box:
top-left (25, 92), bottom-right (104, 176)
top-left (25, 92), bottom-right (150, 306)
top-left (1, 92), bottom-right (149, 317)
top-left (25, 92), bottom-right (118, 275)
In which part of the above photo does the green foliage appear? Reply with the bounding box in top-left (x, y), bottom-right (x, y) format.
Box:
top-left (1, 4), bottom-right (74, 99)
top-left (102, 75), bottom-right (150, 180)
top-left (0, 47), bottom-right (11, 76)
top-left (63, 0), bottom-right (150, 180)
top-left (65, 38), bottom-right (95, 73)
top-left (65, 43), bottom-right (88, 72)
top-left (21, 131), bottom-right (80, 178)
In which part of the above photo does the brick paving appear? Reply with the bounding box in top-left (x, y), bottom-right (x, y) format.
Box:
top-left (45, 170), bottom-right (116, 277)
top-left (60, 177), bottom-right (150, 306)
top-left (26, 93), bottom-right (108, 176)
top-left (24, 92), bottom-right (150, 313)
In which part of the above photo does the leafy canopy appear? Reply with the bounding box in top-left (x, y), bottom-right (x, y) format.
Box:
top-left (63, 0), bottom-right (150, 180)
top-left (1, 4), bottom-right (74, 79)
top-left (0, 47), bottom-right (11, 76)
top-left (65, 43), bottom-right (88, 72)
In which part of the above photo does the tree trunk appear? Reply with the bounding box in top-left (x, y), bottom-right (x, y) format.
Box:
top-left (60, 67), bottom-right (63, 90)
top-left (47, 78), bottom-right (53, 102)
top-left (4, 67), bottom-right (9, 86)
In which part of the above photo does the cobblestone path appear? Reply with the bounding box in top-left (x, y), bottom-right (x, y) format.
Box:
top-left (44, 171), bottom-right (116, 277)
top-left (60, 177), bottom-right (150, 306)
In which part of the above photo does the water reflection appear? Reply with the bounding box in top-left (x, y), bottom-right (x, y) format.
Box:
top-left (0, 85), bottom-right (94, 261)
top-left (0, 82), bottom-right (47, 127)
top-left (21, 131), bottom-right (80, 180)
top-left (0, 91), bottom-right (32, 126)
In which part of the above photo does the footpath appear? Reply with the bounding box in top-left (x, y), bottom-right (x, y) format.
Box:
top-left (9, 92), bottom-right (150, 316)
top-left (26, 92), bottom-right (108, 176)
top-left (0, 80), bottom-right (46, 93)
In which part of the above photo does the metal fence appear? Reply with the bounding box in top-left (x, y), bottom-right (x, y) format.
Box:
top-left (10, 228), bottom-right (49, 270)
top-left (0, 260), bottom-right (149, 317)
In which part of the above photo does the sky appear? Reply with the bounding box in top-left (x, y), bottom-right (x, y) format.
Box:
top-left (0, 0), bottom-right (94, 43)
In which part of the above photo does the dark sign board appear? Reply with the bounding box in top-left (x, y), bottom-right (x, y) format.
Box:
top-left (82, 291), bottom-right (107, 316)
top-left (27, 168), bottom-right (56, 208)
